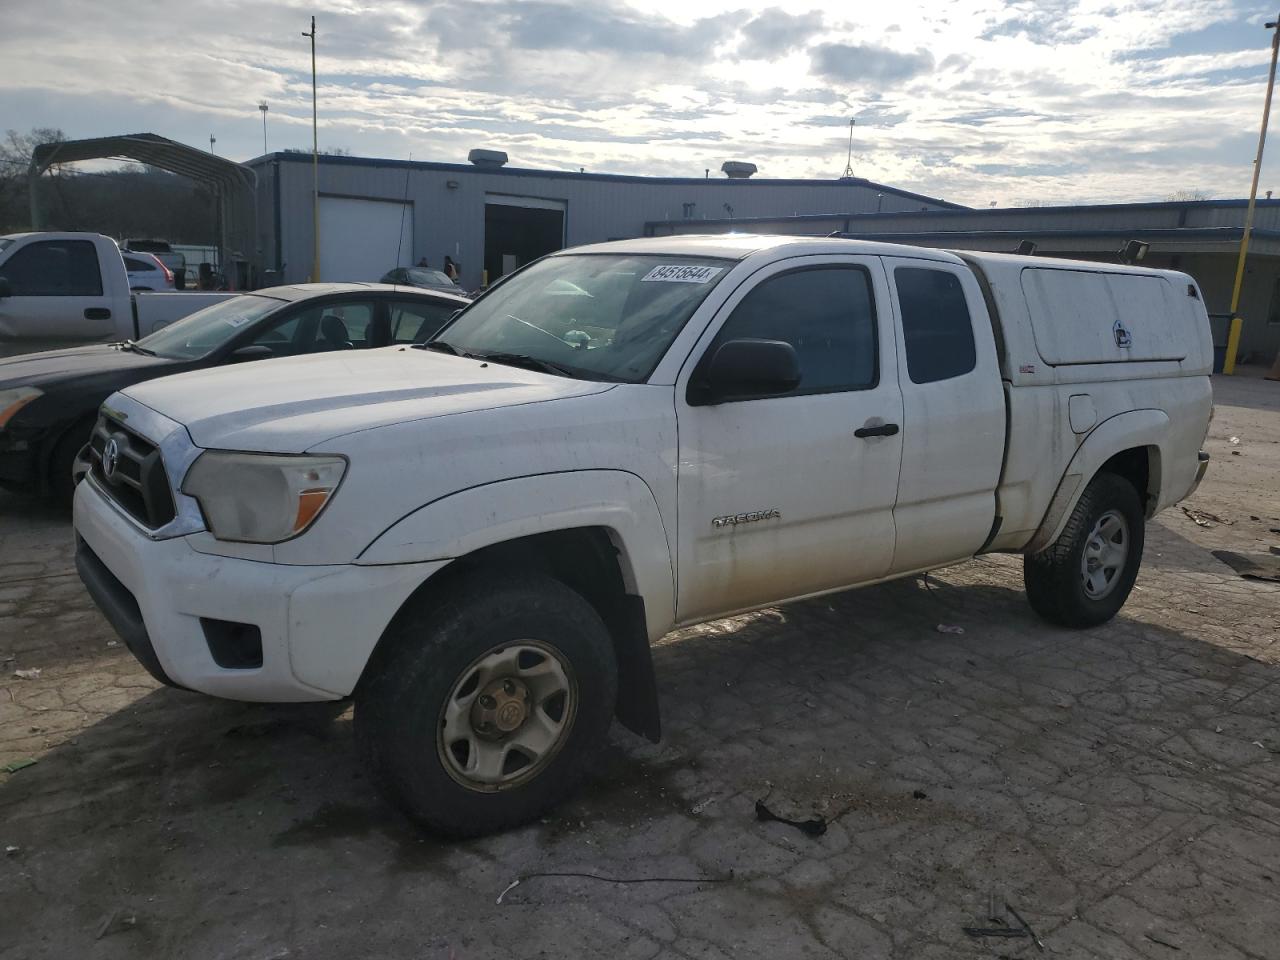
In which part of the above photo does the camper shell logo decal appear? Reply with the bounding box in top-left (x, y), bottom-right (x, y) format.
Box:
top-left (1113, 318), bottom-right (1133, 348)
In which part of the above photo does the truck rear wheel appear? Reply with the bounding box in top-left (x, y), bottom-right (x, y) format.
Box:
top-left (1023, 472), bottom-right (1145, 628)
top-left (354, 572), bottom-right (618, 838)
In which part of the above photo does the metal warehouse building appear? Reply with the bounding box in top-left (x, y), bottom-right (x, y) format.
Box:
top-left (246, 151), bottom-right (960, 291)
top-left (648, 199), bottom-right (1280, 364)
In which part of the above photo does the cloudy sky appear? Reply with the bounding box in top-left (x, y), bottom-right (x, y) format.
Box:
top-left (3, 0), bottom-right (1279, 206)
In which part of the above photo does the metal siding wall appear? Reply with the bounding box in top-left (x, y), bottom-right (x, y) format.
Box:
top-left (267, 158), bottom-right (952, 287)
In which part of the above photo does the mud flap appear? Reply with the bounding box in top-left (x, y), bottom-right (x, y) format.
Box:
top-left (613, 594), bottom-right (662, 742)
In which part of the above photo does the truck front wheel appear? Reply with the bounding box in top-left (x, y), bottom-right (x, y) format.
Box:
top-left (354, 572), bottom-right (618, 838)
top-left (1023, 472), bottom-right (1146, 628)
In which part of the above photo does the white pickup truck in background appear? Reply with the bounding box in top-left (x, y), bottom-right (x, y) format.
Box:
top-left (0, 232), bottom-right (234, 357)
top-left (72, 235), bottom-right (1213, 837)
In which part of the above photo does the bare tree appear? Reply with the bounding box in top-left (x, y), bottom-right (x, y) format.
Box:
top-left (0, 127), bottom-right (66, 232)
top-left (1166, 189), bottom-right (1211, 202)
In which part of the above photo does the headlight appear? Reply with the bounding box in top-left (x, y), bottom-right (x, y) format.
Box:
top-left (181, 451), bottom-right (347, 543)
top-left (0, 387), bottom-right (43, 429)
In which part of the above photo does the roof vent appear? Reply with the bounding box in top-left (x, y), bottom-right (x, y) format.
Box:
top-left (721, 161), bottom-right (757, 179)
top-left (468, 148), bottom-right (508, 168)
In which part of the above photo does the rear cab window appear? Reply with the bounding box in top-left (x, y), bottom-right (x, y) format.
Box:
top-left (894, 267), bottom-right (977, 384)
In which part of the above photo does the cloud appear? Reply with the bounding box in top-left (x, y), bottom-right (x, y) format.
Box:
top-left (436, 0), bottom-right (736, 59)
top-left (810, 43), bottom-right (935, 85)
top-left (0, 0), bottom-right (1272, 207)
top-left (736, 8), bottom-right (825, 60)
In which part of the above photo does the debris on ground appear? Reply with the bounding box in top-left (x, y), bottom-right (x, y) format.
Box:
top-left (1229, 436), bottom-right (1241, 445)
top-left (1144, 932), bottom-right (1181, 951)
top-left (1005, 902), bottom-right (1045, 952)
top-left (94, 908), bottom-right (137, 940)
top-left (935, 623), bottom-right (965, 635)
top-left (962, 926), bottom-right (1028, 940)
top-left (496, 870), bottom-right (731, 905)
top-left (12, 668), bottom-right (41, 680)
top-left (2, 758), bottom-right (38, 774)
top-left (754, 799), bottom-right (827, 836)
top-left (1182, 506), bottom-right (1233, 528)
top-left (1211, 550), bottom-right (1280, 583)
top-left (912, 789), bottom-right (929, 800)
top-left (5, 845), bottom-right (19, 856)
top-left (690, 796), bottom-right (717, 815)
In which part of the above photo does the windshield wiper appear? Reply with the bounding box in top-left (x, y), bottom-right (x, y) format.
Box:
top-left (414, 340), bottom-right (460, 354)
top-left (468, 351), bottom-right (579, 378)
top-left (116, 340), bottom-right (157, 356)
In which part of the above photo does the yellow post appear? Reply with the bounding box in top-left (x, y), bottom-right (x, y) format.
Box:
top-left (1226, 14), bottom-right (1280, 374)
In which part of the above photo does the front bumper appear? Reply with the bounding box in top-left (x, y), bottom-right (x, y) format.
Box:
top-left (73, 478), bottom-right (445, 702)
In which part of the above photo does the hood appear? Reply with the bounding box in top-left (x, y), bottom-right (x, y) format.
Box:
top-left (0, 344), bottom-right (170, 388)
top-left (121, 347), bottom-right (613, 451)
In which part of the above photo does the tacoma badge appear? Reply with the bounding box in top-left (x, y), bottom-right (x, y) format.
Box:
top-left (713, 509), bottom-right (780, 529)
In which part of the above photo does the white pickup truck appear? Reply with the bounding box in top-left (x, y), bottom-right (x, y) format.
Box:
top-left (72, 235), bottom-right (1213, 836)
top-left (0, 232), bottom-right (233, 357)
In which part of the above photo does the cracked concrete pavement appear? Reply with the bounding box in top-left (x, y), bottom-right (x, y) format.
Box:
top-left (2, 371), bottom-right (1278, 959)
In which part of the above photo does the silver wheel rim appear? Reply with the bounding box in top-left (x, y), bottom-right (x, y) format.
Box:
top-left (437, 640), bottom-right (577, 793)
top-left (1080, 509), bottom-right (1129, 600)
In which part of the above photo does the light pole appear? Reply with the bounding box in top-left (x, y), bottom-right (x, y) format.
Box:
top-left (302, 15), bottom-right (320, 282)
top-left (1226, 14), bottom-right (1280, 375)
top-left (258, 101), bottom-right (269, 155)
top-left (209, 134), bottom-right (216, 154)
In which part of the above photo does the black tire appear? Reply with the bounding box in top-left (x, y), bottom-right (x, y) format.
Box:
top-left (49, 419), bottom-right (94, 505)
top-left (355, 571), bottom-right (618, 838)
top-left (1023, 471), bottom-right (1146, 628)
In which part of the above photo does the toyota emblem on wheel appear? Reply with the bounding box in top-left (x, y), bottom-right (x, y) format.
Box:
top-left (102, 437), bottom-right (120, 480)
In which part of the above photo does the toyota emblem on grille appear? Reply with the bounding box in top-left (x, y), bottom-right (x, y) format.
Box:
top-left (102, 437), bottom-right (121, 480)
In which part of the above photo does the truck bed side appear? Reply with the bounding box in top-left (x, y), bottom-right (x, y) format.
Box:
top-left (957, 251), bottom-right (1213, 553)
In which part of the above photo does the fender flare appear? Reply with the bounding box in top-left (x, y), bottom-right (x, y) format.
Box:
top-left (1025, 408), bottom-right (1168, 554)
top-left (357, 469), bottom-right (676, 638)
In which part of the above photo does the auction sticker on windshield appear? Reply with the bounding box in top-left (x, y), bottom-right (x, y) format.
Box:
top-left (641, 264), bottom-right (724, 283)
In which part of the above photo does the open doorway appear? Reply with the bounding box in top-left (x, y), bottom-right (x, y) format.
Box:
top-left (483, 194), bottom-right (565, 284)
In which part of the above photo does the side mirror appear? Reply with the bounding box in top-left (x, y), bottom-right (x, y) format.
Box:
top-left (0, 277), bottom-right (11, 299)
top-left (230, 344), bottom-right (274, 362)
top-left (691, 338), bottom-right (801, 406)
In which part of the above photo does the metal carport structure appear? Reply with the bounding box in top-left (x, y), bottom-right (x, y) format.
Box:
top-left (28, 133), bottom-right (258, 288)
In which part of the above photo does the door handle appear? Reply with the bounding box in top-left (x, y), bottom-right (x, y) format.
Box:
top-left (854, 422), bottom-right (900, 439)
top-left (84, 308), bottom-right (112, 320)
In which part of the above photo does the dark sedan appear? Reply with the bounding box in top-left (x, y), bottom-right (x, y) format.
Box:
top-left (381, 266), bottom-right (470, 296)
top-left (0, 282), bottom-right (467, 501)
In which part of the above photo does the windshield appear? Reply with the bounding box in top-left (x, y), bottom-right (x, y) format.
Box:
top-left (432, 254), bottom-right (732, 382)
top-left (138, 295), bottom-right (281, 360)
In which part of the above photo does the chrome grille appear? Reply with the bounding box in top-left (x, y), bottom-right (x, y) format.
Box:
top-left (88, 414), bottom-right (176, 529)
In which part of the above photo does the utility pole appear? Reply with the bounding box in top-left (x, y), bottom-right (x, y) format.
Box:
top-left (258, 101), bottom-right (269, 155)
top-left (209, 134), bottom-right (216, 154)
top-left (1226, 13), bottom-right (1280, 376)
top-left (302, 15), bottom-right (320, 281)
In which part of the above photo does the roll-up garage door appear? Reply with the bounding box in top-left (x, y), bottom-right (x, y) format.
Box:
top-left (318, 196), bottom-right (413, 282)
